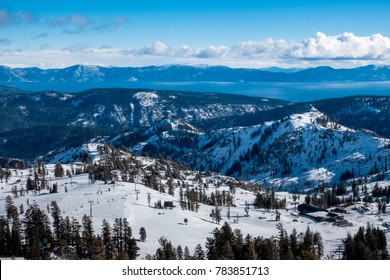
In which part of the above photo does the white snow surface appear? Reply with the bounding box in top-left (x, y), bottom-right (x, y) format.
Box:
top-left (141, 108), bottom-right (390, 191)
top-left (1, 160), bottom-right (390, 260)
top-left (134, 91), bottom-right (159, 107)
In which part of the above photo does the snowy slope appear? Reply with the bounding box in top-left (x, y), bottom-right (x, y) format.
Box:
top-left (129, 108), bottom-right (390, 191)
top-left (1, 159), bottom-right (389, 259)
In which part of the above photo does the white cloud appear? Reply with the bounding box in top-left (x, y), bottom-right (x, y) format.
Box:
top-left (125, 32), bottom-right (390, 65)
top-left (95, 17), bottom-right (127, 33)
top-left (3, 32), bottom-right (390, 68)
top-left (0, 8), bottom-right (37, 27)
top-left (48, 14), bottom-right (128, 34)
top-left (136, 41), bottom-right (172, 56)
top-left (70, 14), bottom-right (91, 27)
top-left (291, 32), bottom-right (390, 60)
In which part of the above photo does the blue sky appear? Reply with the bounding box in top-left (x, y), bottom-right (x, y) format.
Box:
top-left (1, 0), bottom-right (390, 68)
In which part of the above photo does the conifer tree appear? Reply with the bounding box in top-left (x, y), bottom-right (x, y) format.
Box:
top-left (139, 227), bottom-right (147, 242)
top-left (176, 245), bottom-right (183, 260)
top-left (50, 201), bottom-right (63, 243)
top-left (193, 244), bottom-right (205, 260)
top-left (81, 214), bottom-right (94, 258)
top-left (221, 240), bottom-right (235, 260)
top-left (183, 246), bottom-right (191, 260)
top-left (155, 237), bottom-right (176, 260)
top-left (242, 234), bottom-right (256, 260)
top-left (54, 162), bottom-right (64, 179)
top-left (101, 219), bottom-right (116, 260)
top-left (0, 216), bottom-right (11, 256)
top-left (23, 203), bottom-right (52, 259)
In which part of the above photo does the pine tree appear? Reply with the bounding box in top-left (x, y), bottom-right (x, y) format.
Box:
top-left (184, 246), bottom-right (191, 260)
top-left (123, 218), bottom-right (138, 259)
top-left (289, 228), bottom-right (299, 258)
top-left (205, 233), bottom-right (218, 260)
top-left (233, 228), bottom-right (244, 259)
top-left (277, 223), bottom-right (293, 260)
top-left (88, 234), bottom-right (104, 260)
top-left (155, 237), bottom-right (176, 260)
top-left (193, 244), bottom-right (205, 260)
top-left (215, 202), bottom-right (221, 224)
top-left (50, 201), bottom-right (63, 243)
top-left (167, 177), bottom-right (174, 196)
top-left (242, 234), bottom-right (256, 260)
top-left (5, 196), bottom-right (16, 220)
top-left (112, 218), bottom-right (138, 259)
top-left (23, 203), bottom-right (53, 259)
top-left (221, 240), bottom-right (235, 260)
top-left (70, 217), bottom-right (82, 258)
top-left (0, 216), bottom-right (11, 256)
top-left (101, 219), bottom-right (116, 260)
top-left (176, 245), bottom-right (183, 260)
top-left (139, 227), bottom-right (146, 242)
top-left (113, 218), bottom-right (124, 252)
top-left (81, 214), bottom-right (94, 259)
top-left (54, 162), bottom-right (64, 179)
top-left (0, 166), bottom-right (4, 183)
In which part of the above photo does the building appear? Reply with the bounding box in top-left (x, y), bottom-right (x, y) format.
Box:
top-left (298, 203), bottom-right (344, 222)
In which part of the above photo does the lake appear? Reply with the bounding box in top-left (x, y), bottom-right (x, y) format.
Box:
top-left (4, 81), bottom-right (390, 102)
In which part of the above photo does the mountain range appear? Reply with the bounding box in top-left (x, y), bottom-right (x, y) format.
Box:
top-left (2, 64), bottom-right (390, 83)
top-left (2, 84), bottom-right (390, 190)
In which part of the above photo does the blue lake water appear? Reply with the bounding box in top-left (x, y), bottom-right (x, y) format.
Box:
top-left (4, 81), bottom-right (390, 102)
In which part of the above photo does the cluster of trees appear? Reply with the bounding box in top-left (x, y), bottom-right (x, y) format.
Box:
top-left (254, 188), bottom-right (286, 210)
top-left (226, 122), bottom-right (282, 177)
top-left (146, 237), bottom-right (206, 260)
top-left (149, 222), bottom-right (389, 260)
top-left (205, 222), bottom-right (324, 260)
top-left (0, 164), bottom-right (13, 184)
top-left (0, 196), bottom-right (142, 260)
top-left (146, 222), bottom-right (325, 260)
top-left (304, 179), bottom-right (390, 211)
top-left (344, 224), bottom-right (388, 260)
top-left (372, 183), bottom-right (390, 201)
top-left (304, 190), bottom-right (342, 209)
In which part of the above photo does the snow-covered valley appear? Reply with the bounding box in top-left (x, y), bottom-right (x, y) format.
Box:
top-left (1, 145), bottom-right (389, 259)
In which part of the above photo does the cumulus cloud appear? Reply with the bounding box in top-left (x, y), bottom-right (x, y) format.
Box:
top-left (291, 32), bottom-right (390, 60)
top-left (136, 41), bottom-right (172, 56)
top-left (116, 32), bottom-right (390, 65)
top-left (3, 32), bottom-right (390, 68)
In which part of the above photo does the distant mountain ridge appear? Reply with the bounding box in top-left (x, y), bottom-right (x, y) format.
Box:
top-left (123, 108), bottom-right (390, 191)
top-left (2, 64), bottom-right (390, 83)
top-left (2, 85), bottom-right (390, 190)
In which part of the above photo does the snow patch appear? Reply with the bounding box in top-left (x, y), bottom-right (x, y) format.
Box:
top-left (134, 91), bottom-right (159, 107)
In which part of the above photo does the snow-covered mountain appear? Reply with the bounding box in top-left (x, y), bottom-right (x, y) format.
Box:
top-left (2, 64), bottom-right (390, 83)
top-left (1, 143), bottom-right (390, 259)
top-left (127, 108), bottom-right (390, 191)
top-left (2, 85), bottom-right (390, 192)
top-left (0, 87), bottom-right (289, 158)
